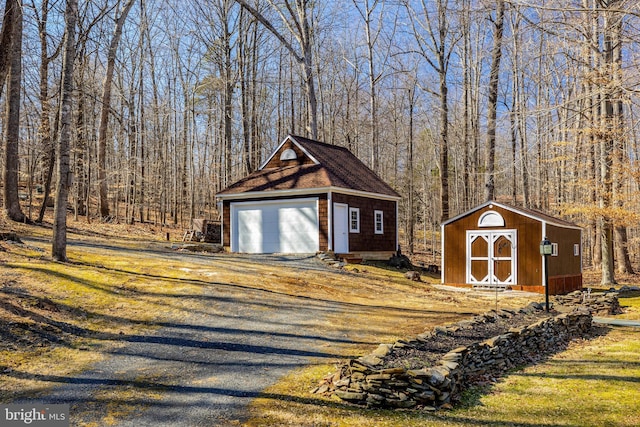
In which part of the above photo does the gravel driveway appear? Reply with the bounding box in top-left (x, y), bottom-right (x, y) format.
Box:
top-left (15, 240), bottom-right (351, 426)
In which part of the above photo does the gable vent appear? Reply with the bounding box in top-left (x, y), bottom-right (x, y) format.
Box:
top-left (280, 148), bottom-right (298, 161)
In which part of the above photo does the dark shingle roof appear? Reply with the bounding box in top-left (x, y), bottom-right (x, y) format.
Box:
top-left (217, 135), bottom-right (400, 198)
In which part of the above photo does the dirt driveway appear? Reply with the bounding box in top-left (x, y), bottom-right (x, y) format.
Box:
top-left (10, 240), bottom-right (372, 426)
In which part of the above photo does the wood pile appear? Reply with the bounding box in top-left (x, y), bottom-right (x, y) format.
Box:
top-left (188, 219), bottom-right (221, 243)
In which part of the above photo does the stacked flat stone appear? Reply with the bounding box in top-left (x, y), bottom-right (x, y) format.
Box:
top-left (316, 252), bottom-right (345, 268)
top-left (554, 290), bottom-right (622, 315)
top-left (316, 307), bottom-right (592, 410)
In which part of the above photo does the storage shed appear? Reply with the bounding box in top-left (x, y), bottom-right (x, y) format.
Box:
top-left (215, 135), bottom-right (400, 259)
top-left (441, 201), bottom-right (582, 295)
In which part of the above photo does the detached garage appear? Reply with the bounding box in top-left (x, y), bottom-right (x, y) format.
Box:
top-left (216, 135), bottom-right (400, 258)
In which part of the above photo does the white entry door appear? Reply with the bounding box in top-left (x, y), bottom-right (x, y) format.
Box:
top-left (466, 230), bottom-right (517, 288)
top-left (333, 203), bottom-right (349, 253)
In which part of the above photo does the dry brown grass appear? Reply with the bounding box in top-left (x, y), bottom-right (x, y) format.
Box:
top-left (0, 214), bottom-right (537, 404)
top-left (2, 213), bottom-right (639, 426)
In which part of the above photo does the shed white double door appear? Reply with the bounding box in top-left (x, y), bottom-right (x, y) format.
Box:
top-left (231, 198), bottom-right (319, 253)
top-left (466, 230), bottom-right (517, 289)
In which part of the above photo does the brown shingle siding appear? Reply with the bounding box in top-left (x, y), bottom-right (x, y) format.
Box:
top-left (332, 193), bottom-right (396, 252)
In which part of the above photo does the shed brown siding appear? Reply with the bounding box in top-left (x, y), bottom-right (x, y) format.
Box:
top-left (222, 194), bottom-right (329, 252)
top-left (443, 203), bottom-right (582, 295)
top-left (332, 193), bottom-right (396, 253)
top-left (443, 204), bottom-right (543, 289)
top-left (546, 223), bottom-right (582, 294)
top-left (263, 140), bottom-right (315, 169)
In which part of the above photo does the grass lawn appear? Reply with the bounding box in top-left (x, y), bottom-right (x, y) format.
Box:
top-left (243, 284), bottom-right (640, 426)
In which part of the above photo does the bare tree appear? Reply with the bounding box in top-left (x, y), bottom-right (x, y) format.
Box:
top-left (484, 0), bottom-right (505, 202)
top-left (351, 0), bottom-right (394, 174)
top-left (0, 0), bottom-right (18, 98)
top-left (97, 0), bottom-right (135, 218)
top-left (3, 0), bottom-right (26, 222)
top-left (235, 0), bottom-right (319, 139)
top-left (32, 0), bottom-right (63, 223)
top-left (460, 0), bottom-right (481, 210)
top-left (52, 0), bottom-right (78, 261)
top-left (598, 0), bottom-right (620, 285)
top-left (610, 7), bottom-right (634, 275)
top-left (405, 0), bottom-right (460, 221)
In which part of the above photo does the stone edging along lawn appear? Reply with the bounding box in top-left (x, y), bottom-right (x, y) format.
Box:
top-left (315, 304), bottom-right (594, 411)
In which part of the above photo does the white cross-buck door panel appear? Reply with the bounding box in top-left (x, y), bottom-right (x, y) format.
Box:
top-left (466, 230), bottom-right (517, 289)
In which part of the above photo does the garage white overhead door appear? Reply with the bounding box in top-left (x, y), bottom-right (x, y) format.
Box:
top-left (231, 198), bottom-right (319, 253)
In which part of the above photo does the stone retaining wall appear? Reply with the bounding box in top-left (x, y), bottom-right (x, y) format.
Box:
top-left (320, 308), bottom-right (592, 410)
top-left (554, 290), bottom-right (622, 315)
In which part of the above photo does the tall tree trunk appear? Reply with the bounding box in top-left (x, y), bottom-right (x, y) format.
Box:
top-left (3, 0), bottom-right (25, 223)
top-left (357, 0), bottom-right (379, 173)
top-left (611, 13), bottom-right (634, 274)
top-left (461, 0), bottom-right (472, 210)
top-left (139, 64), bottom-right (146, 224)
top-left (407, 85), bottom-right (415, 254)
top-left (510, 105), bottom-right (517, 204)
top-left (223, 4), bottom-right (233, 184)
top-left (143, 0), bottom-right (157, 222)
top-left (36, 0), bottom-right (61, 223)
top-left (74, 87), bottom-right (87, 218)
top-left (599, 5), bottom-right (617, 285)
top-left (484, 0), bottom-right (505, 202)
top-left (97, 0), bottom-right (135, 218)
top-left (509, 9), bottom-right (529, 208)
top-left (52, 0), bottom-right (78, 261)
top-left (0, 0), bottom-right (18, 99)
top-left (438, 70), bottom-right (450, 221)
top-left (37, 112), bottom-right (59, 223)
top-left (239, 7), bottom-right (252, 174)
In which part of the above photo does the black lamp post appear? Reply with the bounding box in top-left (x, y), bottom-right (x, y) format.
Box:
top-left (540, 236), bottom-right (553, 312)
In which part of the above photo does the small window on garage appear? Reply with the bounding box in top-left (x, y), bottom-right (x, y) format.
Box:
top-left (552, 243), bottom-right (558, 256)
top-left (574, 244), bottom-right (580, 256)
top-left (349, 207), bottom-right (360, 233)
top-left (374, 210), bottom-right (384, 234)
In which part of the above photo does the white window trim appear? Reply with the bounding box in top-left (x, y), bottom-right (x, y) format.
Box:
top-left (574, 244), bottom-right (580, 256)
top-left (478, 210), bottom-right (505, 227)
top-left (552, 242), bottom-right (559, 256)
top-left (349, 207), bottom-right (360, 233)
top-left (374, 210), bottom-right (384, 234)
